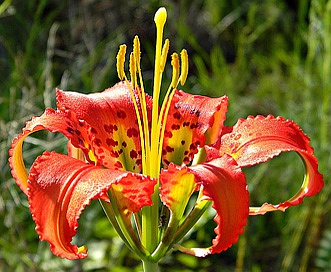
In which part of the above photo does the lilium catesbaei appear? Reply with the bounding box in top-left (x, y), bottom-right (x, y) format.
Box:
top-left (9, 7), bottom-right (323, 264)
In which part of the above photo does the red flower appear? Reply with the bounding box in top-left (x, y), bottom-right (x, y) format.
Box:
top-left (9, 7), bottom-right (323, 262)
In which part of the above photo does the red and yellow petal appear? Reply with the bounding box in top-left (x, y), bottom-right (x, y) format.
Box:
top-left (9, 108), bottom-right (90, 195)
top-left (219, 115), bottom-right (324, 214)
top-left (159, 163), bottom-right (197, 220)
top-left (162, 90), bottom-right (228, 166)
top-left (28, 152), bottom-right (155, 260)
top-left (56, 82), bottom-right (153, 172)
top-left (160, 155), bottom-right (249, 256)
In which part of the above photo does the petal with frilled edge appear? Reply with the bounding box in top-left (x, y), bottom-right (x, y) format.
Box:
top-left (28, 152), bottom-right (155, 260)
top-left (218, 115), bottom-right (324, 215)
top-left (166, 155), bottom-right (249, 256)
top-left (9, 108), bottom-right (91, 195)
top-left (162, 90), bottom-right (228, 166)
top-left (56, 82), bottom-right (153, 172)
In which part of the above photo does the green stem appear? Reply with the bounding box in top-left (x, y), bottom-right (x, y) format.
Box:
top-left (142, 260), bottom-right (160, 272)
top-left (99, 199), bottom-right (135, 252)
top-left (100, 197), bottom-right (149, 260)
top-left (141, 190), bottom-right (159, 252)
top-left (152, 213), bottom-right (180, 261)
top-left (172, 200), bottom-right (212, 245)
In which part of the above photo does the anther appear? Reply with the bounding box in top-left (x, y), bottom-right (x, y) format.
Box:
top-left (180, 49), bottom-right (188, 86)
top-left (133, 36), bottom-right (141, 71)
top-left (170, 53), bottom-right (180, 88)
top-left (160, 39), bottom-right (170, 72)
top-left (129, 52), bottom-right (137, 89)
top-left (116, 44), bottom-right (127, 80)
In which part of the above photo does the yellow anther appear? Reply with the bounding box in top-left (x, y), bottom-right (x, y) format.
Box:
top-left (129, 52), bottom-right (137, 89)
top-left (160, 39), bottom-right (170, 72)
top-left (154, 7), bottom-right (167, 30)
top-left (133, 36), bottom-right (141, 71)
top-left (180, 49), bottom-right (188, 86)
top-left (116, 44), bottom-right (127, 80)
top-left (170, 53), bottom-right (180, 88)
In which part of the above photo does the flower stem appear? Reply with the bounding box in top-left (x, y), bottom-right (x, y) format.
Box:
top-left (142, 260), bottom-right (160, 272)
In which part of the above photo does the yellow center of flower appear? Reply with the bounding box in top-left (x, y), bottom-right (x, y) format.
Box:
top-left (116, 7), bottom-right (188, 178)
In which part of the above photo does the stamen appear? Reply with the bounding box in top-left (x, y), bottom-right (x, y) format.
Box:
top-left (132, 36), bottom-right (151, 169)
top-left (116, 44), bottom-right (127, 80)
top-left (160, 39), bottom-right (170, 72)
top-left (170, 53), bottom-right (180, 88)
top-left (133, 36), bottom-right (141, 71)
top-left (180, 49), bottom-right (188, 86)
top-left (129, 52), bottom-right (137, 89)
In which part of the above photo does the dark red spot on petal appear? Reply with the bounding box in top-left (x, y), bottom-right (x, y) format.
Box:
top-left (171, 124), bottom-right (180, 130)
top-left (190, 123), bottom-right (198, 129)
top-left (122, 141), bottom-right (127, 147)
top-left (130, 150), bottom-right (138, 159)
top-left (181, 140), bottom-right (185, 145)
top-left (104, 124), bottom-right (117, 134)
top-left (173, 112), bottom-right (181, 119)
top-left (117, 110), bottom-right (127, 119)
top-left (163, 159), bottom-right (170, 165)
top-left (136, 159), bottom-right (142, 165)
top-left (91, 127), bottom-right (97, 134)
top-left (106, 138), bottom-right (118, 147)
top-left (183, 156), bottom-right (190, 164)
top-left (127, 128), bottom-right (139, 138)
top-left (164, 131), bottom-right (173, 138)
top-left (111, 150), bottom-right (121, 158)
top-left (114, 161), bottom-right (123, 169)
top-left (94, 138), bottom-right (102, 147)
top-left (66, 127), bottom-right (74, 134)
top-left (183, 122), bottom-right (190, 127)
top-left (166, 146), bottom-right (174, 152)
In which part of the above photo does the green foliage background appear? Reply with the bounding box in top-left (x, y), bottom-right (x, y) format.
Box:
top-left (0, 0), bottom-right (330, 271)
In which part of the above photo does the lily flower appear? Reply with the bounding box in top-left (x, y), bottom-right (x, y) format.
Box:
top-left (9, 7), bottom-right (323, 270)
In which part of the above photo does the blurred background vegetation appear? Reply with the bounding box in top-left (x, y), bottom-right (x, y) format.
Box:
top-left (0, 0), bottom-right (330, 271)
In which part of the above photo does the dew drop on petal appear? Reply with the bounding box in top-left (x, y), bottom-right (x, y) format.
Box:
top-left (234, 134), bottom-right (242, 140)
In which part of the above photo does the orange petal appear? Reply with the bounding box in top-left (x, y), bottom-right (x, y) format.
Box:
top-left (166, 155), bottom-right (249, 256)
top-left (162, 90), bottom-right (227, 166)
top-left (159, 163), bottom-right (197, 220)
top-left (56, 82), bottom-right (152, 172)
top-left (219, 115), bottom-right (324, 214)
top-left (28, 152), bottom-right (155, 259)
top-left (9, 108), bottom-right (90, 195)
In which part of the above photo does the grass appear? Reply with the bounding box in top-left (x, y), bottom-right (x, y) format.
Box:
top-left (1, 0), bottom-right (330, 271)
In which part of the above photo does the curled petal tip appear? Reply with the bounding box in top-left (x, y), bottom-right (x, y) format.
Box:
top-left (77, 245), bottom-right (88, 257)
